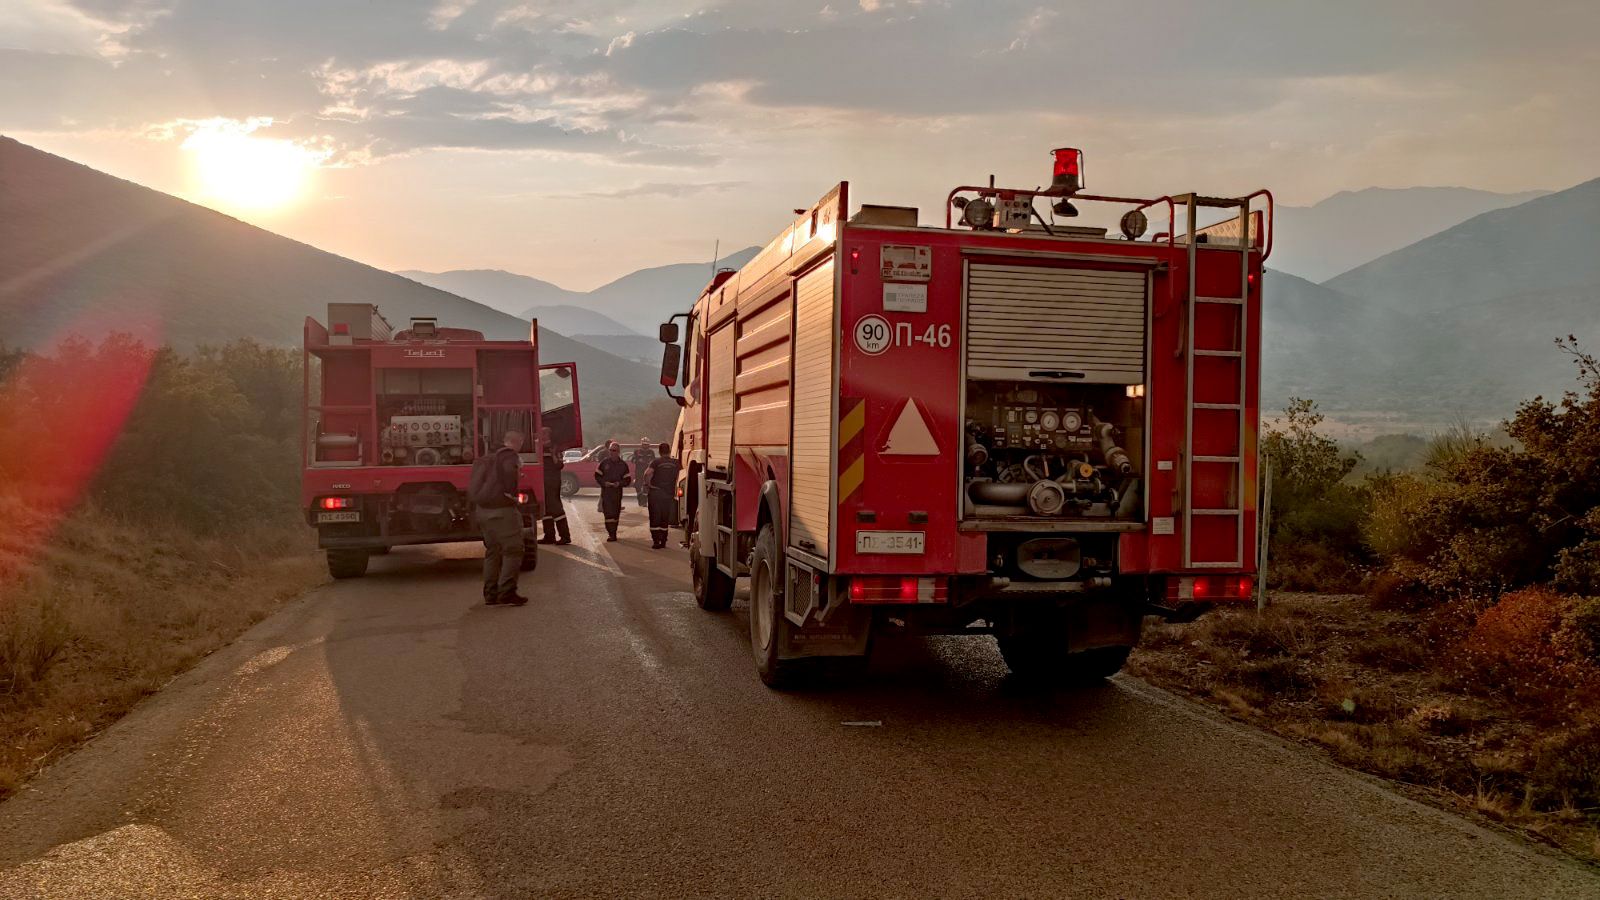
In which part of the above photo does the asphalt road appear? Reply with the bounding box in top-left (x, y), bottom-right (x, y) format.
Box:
top-left (1, 495), bottom-right (1595, 898)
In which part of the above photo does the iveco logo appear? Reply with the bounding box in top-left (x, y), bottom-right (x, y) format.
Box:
top-left (404, 349), bottom-right (446, 358)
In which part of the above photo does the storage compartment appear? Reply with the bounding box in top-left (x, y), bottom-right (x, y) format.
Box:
top-left (961, 381), bottom-right (1144, 521)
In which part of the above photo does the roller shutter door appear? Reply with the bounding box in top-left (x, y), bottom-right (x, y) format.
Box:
top-left (965, 264), bottom-right (1147, 384)
top-left (788, 261), bottom-right (835, 559)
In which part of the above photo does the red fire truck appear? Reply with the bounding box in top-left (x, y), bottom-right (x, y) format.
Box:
top-left (302, 304), bottom-right (583, 578)
top-left (658, 148), bottom-right (1272, 686)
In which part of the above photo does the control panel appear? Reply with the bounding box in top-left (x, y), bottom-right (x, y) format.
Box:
top-left (989, 404), bottom-right (1093, 451)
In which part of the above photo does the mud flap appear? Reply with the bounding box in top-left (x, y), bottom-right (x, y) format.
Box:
top-left (780, 604), bottom-right (872, 659)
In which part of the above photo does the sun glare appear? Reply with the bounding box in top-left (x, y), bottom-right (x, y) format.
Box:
top-left (182, 120), bottom-right (320, 213)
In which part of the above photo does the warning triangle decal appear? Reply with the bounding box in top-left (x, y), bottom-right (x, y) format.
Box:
top-left (880, 400), bottom-right (939, 456)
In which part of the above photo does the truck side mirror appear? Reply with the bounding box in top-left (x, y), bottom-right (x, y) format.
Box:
top-left (658, 322), bottom-right (680, 344)
top-left (660, 343), bottom-right (682, 388)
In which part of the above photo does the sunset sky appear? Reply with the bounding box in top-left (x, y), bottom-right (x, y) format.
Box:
top-left (3, 0), bottom-right (1597, 289)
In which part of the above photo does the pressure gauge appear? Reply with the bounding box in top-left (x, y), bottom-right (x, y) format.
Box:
top-left (1040, 411), bottom-right (1060, 431)
top-left (1061, 411), bottom-right (1082, 432)
top-left (1024, 409), bottom-right (1039, 425)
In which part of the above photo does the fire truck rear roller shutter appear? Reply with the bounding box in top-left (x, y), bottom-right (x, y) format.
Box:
top-left (965, 264), bottom-right (1147, 384)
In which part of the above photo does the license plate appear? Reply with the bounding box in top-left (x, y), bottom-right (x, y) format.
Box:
top-left (856, 531), bottom-right (925, 555)
top-left (317, 511), bottom-right (361, 523)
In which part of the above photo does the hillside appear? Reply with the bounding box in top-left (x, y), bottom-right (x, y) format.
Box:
top-left (575, 246), bottom-right (760, 324)
top-left (1268, 186), bottom-right (1546, 283)
top-left (403, 247), bottom-right (761, 334)
top-left (0, 137), bottom-right (656, 417)
top-left (396, 268), bottom-right (585, 317)
top-left (1274, 177), bottom-right (1600, 424)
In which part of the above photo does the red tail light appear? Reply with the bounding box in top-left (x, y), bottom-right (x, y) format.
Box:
top-left (846, 576), bottom-right (948, 604)
top-left (516, 492), bottom-right (530, 504)
top-left (1167, 575), bottom-right (1254, 602)
top-left (319, 496), bottom-right (354, 510)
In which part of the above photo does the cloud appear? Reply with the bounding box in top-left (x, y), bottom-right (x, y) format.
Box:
top-left (554, 179), bottom-right (747, 199)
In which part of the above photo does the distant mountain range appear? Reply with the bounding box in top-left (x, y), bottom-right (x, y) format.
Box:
top-left (1263, 176), bottom-right (1600, 427)
top-left (402, 245), bottom-right (760, 335)
top-left (0, 137), bottom-right (657, 419)
top-left (1268, 186), bottom-right (1547, 283)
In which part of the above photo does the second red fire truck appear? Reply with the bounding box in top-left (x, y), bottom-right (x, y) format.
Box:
top-left (660, 148), bottom-right (1272, 686)
top-left (302, 304), bottom-right (583, 578)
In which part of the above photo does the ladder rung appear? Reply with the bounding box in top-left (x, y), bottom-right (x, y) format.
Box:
top-left (1188, 561), bottom-right (1244, 569)
top-left (1196, 295), bottom-right (1243, 305)
top-left (1194, 402), bottom-right (1241, 410)
top-left (1192, 508), bottom-right (1241, 515)
top-left (1194, 349), bottom-right (1242, 358)
top-left (1194, 455), bottom-right (1240, 463)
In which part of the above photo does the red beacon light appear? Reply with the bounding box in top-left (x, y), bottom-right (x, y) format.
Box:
top-left (1050, 147), bottom-right (1083, 193)
top-left (1050, 147), bottom-right (1084, 217)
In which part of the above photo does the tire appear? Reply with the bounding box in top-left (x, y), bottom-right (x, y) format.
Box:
top-left (560, 473), bottom-right (580, 498)
top-left (691, 533), bottom-right (734, 611)
top-left (327, 550), bottom-right (369, 579)
top-left (996, 627), bottom-right (1132, 685)
top-left (749, 523), bottom-right (802, 688)
top-left (520, 536), bottom-right (539, 572)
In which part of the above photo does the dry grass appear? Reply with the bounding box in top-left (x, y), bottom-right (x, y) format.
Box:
top-left (1131, 593), bottom-right (1600, 865)
top-left (0, 494), bottom-right (323, 797)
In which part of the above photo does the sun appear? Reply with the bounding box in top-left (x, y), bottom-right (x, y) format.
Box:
top-left (182, 120), bottom-right (320, 213)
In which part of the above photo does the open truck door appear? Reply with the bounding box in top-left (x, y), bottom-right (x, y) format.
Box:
top-left (539, 362), bottom-right (583, 452)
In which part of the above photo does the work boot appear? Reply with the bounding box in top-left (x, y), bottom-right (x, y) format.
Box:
top-left (501, 593), bottom-right (530, 606)
top-left (537, 537), bottom-right (556, 545)
top-left (484, 594), bottom-right (506, 606)
top-left (556, 537), bottom-right (572, 545)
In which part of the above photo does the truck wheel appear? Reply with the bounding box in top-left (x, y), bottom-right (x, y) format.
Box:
top-left (996, 633), bottom-right (1132, 684)
top-left (749, 523), bottom-right (801, 687)
top-left (327, 550), bottom-right (369, 579)
top-left (560, 473), bottom-right (580, 497)
top-left (520, 537), bottom-right (539, 572)
top-left (1063, 645), bottom-right (1132, 682)
top-left (690, 533), bottom-right (734, 611)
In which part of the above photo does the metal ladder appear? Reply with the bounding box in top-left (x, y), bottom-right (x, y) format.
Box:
top-left (1177, 194), bottom-right (1253, 569)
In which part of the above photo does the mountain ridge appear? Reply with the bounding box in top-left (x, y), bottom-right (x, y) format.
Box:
top-left (0, 136), bottom-right (658, 418)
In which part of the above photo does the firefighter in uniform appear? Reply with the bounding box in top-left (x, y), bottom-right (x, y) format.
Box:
top-left (632, 438), bottom-right (655, 507)
top-left (536, 426), bottom-right (570, 545)
top-left (595, 440), bottom-right (631, 542)
top-left (643, 442), bottom-right (680, 549)
top-left (470, 429), bottom-right (529, 606)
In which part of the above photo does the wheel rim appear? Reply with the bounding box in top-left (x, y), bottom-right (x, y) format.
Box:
top-left (752, 555), bottom-right (773, 653)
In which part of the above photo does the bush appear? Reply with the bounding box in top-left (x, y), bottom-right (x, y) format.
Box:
top-left (1455, 587), bottom-right (1600, 716)
top-left (1263, 399), bottom-right (1370, 590)
top-left (0, 336), bottom-right (302, 531)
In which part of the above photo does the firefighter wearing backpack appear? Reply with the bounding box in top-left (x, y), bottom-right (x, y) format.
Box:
top-left (470, 429), bottom-right (530, 606)
top-left (644, 442), bottom-right (680, 549)
top-left (595, 441), bottom-right (631, 542)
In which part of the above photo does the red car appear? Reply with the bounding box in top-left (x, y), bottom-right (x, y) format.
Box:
top-left (558, 442), bottom-right (660, 499)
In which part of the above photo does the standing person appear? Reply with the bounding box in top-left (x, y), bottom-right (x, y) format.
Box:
top-left (632, 438), bottom-right (656, 507)
top-left (595, 440), bottom-right (631, 542)
top-left (470, 429), bottom-right (529, 606)
top-left (536, 426), bottom-right (570, 545)
top-left (644, 442), bottom-right (681, 549)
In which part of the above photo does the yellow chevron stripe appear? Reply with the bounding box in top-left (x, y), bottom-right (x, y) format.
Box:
top-left (838, 455), bottom-right (864, 504)
top-left (839, 400), bottom-right (865, 445)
